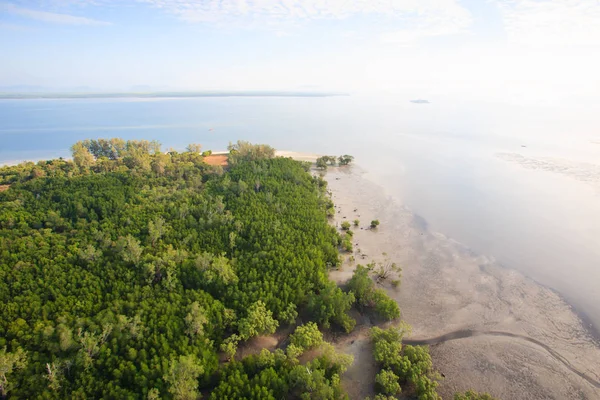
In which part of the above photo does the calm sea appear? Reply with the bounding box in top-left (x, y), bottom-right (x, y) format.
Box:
top-left (1, 95), bottom-right (600, 329)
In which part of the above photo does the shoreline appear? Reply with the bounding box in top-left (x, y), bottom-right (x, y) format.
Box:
top-left (2, 149), bottom-right (600, 397)
top-left (275, 150), bottom-right (599, 342)
top-left (5, 148), bottom-right (597, 343)
top-left (334, 159), bottom-right (600, 343)
top-left (319, 163), bottom-right (600, 399)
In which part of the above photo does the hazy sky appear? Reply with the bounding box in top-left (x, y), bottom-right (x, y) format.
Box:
top-left (1, 0), bottom-right (599, 104)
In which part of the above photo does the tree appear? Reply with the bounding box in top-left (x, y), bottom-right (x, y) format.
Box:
top-left (403, 345), bottom-right (434, 380)
top-left (0, 347), bottom-right (27, 397)
top-left (71, 142), bottom-right (95, 169)
top-left (148, 217), bottom-right (168, 246)
top-left (186, 143), bottom-right (202, 153)
top-left (347, 266), bottom-right (373, 307)
top-left (238, 301), bottom-right (279, 340)
top-left (220, 334), bottom-right (241, 361)
top-left (164, 355), bottom-right (204, 400)
top-left (353, 219), bottom-right (360, 226)
top-left (454, 390), bottom-right (497, 400)
top-left (373, 338), bottom-right (403, 370)
top-left (195, 252), bottom-right (238, 285)
top-left (367, 395), bottom-right (397, 400)
top-left (151, 152), bottom-right (171, 175)
top-left (370, 219), bottom-right (380, 228)
top-left (289, 322), bottom-right (324, 352)
top-left (347, 266), bottom-right (400, 320)
top-left (185, 301), bottom-right (208, 338)
top-left (338, 155), bottom-right (354, 166)
top-left (45, 361), bottom-right (63, 392)
top-left (228, 140), bottom-right (275, 164)
top-left (77, 325), bottom-right (112, 370)
top-left (340, 221), bottom-right (351, 230)
top-left (371, 325), bottom-right (411, 371)
top-left (123, 144), bottom-right (151, 171)
top-left (57, 324), bottom-right (75, 352)
top-left (108, 138), bottom-right (127, 158)
top-left (414, 374), bottom-right (441, 400)
top-left (371, 324), bottom-right (411, 344)
top-left (78, 244), bottom-right (101, 264)
top-left (372, 289), bottom-right (400, 320)
top-left (307, 281), bottom-right (356, 333)
top-left (375, 369), bottom-right (401, 396)
top-left (371, 325), bottom-right (440, 400)
top-left (341, 237), bottom-right (353, 253)
top-left (119, 234), bottom-right (144, 265)
top-left (316, 157), bottom-right (328, 170)
top-left (280, 303), bottom-right (298, 325)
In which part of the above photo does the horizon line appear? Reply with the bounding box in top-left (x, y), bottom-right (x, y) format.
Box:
top-left (0, 90), bottom-right (350, 100)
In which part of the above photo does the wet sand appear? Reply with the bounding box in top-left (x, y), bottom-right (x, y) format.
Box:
top-left (323, 165), bottom-right (600, 400)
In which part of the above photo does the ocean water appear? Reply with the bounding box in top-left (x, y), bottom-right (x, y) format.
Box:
top-left (1, 95), bottom-right (600, 329)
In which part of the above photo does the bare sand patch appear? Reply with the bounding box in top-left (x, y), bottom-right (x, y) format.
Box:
top-left (323, 166), bottom-right (600, 399)
top-left (234, 335), bottom-right (279, 360)
top-left (204, 154), bottom-right (229, 166)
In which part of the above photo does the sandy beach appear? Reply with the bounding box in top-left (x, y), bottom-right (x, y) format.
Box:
top-left (321, 164), bottom-right (600, 400)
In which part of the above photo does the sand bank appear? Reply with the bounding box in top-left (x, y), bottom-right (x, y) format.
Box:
top-left (323, 165), bottom-right (600, 400)
top-left (276, 150), bottom-right (320, 162)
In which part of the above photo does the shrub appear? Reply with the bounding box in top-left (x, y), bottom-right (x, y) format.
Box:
top-left (342, 238), bottom-right (353, 253)
top-left (289, 322), bottom-right (323, 352)
top-left (347, 266), bottom-right (400, 321)
top-left (372, 289), bottom-right (400, 320)
top-left (454, 390), bottom-right (498, 400)
top-left (280, 303), bottom-right (298, 325)
top-left (307, 282), bottom-right (356, 333)
top-left (375, 369), bottom-right (401, 395)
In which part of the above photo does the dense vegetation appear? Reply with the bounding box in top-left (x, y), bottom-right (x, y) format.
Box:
top-left (210, 323), bottom-right (352, 400)
top-left (369, 325), bottom-right (440, 400)
top-left (0, 138), bottom-right (498, 399)
top-left (0, 139), bottom-right (359, 399)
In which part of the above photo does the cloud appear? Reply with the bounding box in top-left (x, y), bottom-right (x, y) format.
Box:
top-left (379, 0), bottom-right (472, 44)
top-left (139, 0), bottom-right (473, 40)
top-left (0, 21), bottom-right (32, 31)
top-left (1, 2), bottom-right (111, 25)
top-left (497, 0), bottom-right (600, 46)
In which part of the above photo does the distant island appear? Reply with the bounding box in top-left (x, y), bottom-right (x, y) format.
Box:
top-left (0, 91), bottom-right (348, 100)
top-left (410, 99), bottom-right (430, 104)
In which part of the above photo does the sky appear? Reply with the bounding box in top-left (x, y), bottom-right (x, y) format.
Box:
top-left (1, 0), bottom-right (600, 104)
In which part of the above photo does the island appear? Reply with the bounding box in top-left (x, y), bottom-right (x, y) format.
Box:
top-left (0, 139), bottom-right (497, 399)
